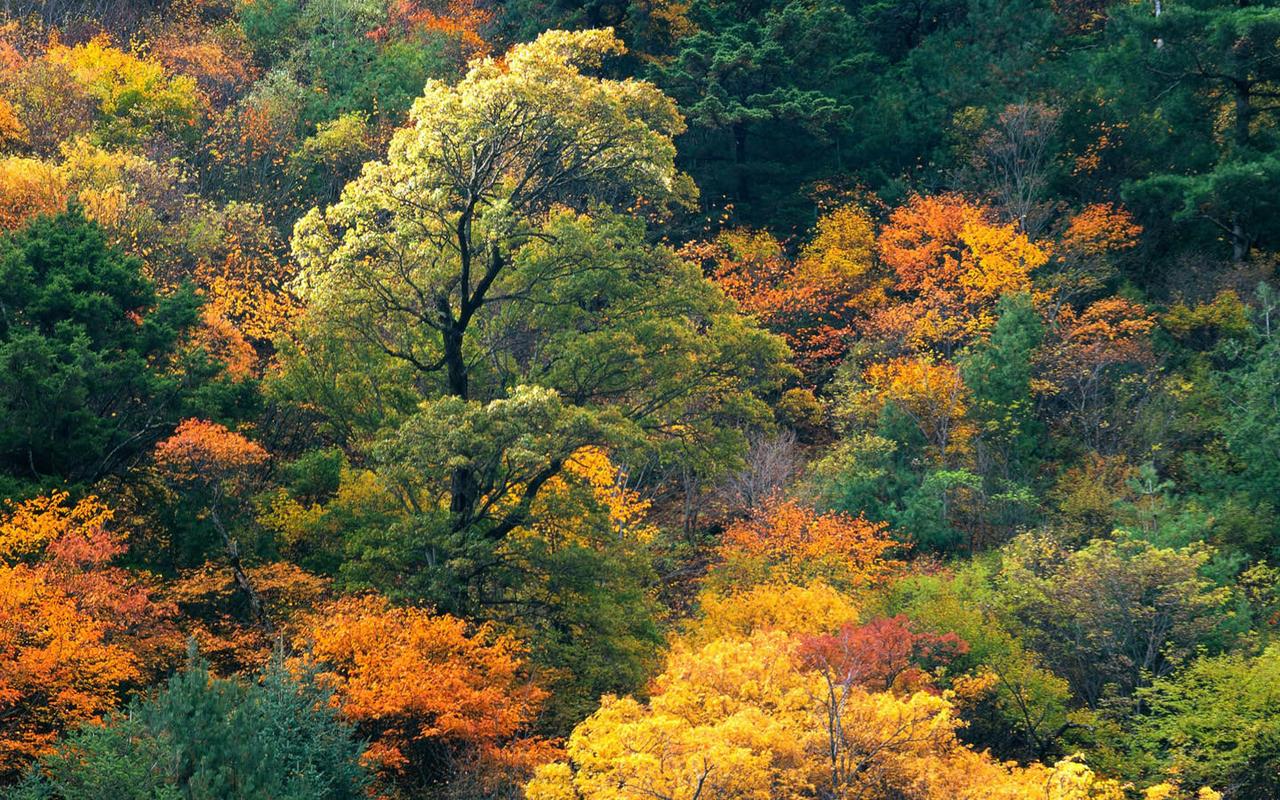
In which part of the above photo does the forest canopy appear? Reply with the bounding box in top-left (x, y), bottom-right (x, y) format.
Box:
top-left (0, 1), bottom-right (1278, 799)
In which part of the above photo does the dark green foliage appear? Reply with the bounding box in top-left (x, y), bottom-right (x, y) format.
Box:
top-left (0, 210), bottom-right (249, 494)
top-left (1115, 2), bottom-right (1280, 262)
top-left (5, 649), bottom-right (369, 800)
top-left (960, 292), bottom-right (1045, 489)
top-left (499, 539), bottom-right (664, 735)
top-left (654, 0), bottom-right (869, 227)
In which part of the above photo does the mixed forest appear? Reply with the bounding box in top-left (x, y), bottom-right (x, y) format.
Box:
top-left (1, 0), bottom-right (1279, 798)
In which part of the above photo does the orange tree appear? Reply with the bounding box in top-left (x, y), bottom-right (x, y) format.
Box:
top-left (0, 492), bottom-right (177, 779)
top-left (294, 594), bottom-right (553, 795)
top-left (697, 204), bottom-right (886, 386)
top-left (154, 419), bottom-right (271, 626)
top-left (713, 499), bottom-right (898, 591)
top-left (872, 193), bottom-right (1048, 357)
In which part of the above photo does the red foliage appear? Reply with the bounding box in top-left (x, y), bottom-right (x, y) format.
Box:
top-left (799, 615), bottom-right (968, 693)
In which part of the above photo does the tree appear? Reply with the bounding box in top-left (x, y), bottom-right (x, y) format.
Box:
top-left (1036, 297), bottom-right (1156, 455)
top-left (713, 499), bottom-right (897, 591)
top-left (652, 0), bottom-right (868, 226)
top-left (1135, 645), bottom-right (1280, 800)
top-left (43, 35), bottom-right (201, 147)
top-left (883, 564), bottom-right (1081, 762)
top-left (0, 493), bottom-right (176, 780)
top-left (1197, 306), bottom-right (1280, 549)
top-left (799, 614), bottom-right (969, 693)
top-left (997, 532), bottom-right (1231, 707)
top-left (154, 419), bottom-right (271, 627)
top-left (862, 357), bottom-right (975, 469)
top-left (6, 649), bottom-right (370, 800)
top-left (695, 204), bottom-right (886, 386)
top-left (959, 292), bottom-right (1045, 490)
top-left (0, 210), bottom-right (244, 492)
top-left (526, 627), bottom-right (1132, 800)
top-left (1117, 2), bottom-right (1280, 261)
top-left (687, 579), bottom-right (861, 646)
top-left (287, 28), bottom-right (785, 599)
top-left (294, 594), bottom-right (551, 794)
top-left (967, 102), bottom-right (1062, 237)
top-left (872, 194), bottom-right (1047, 357)
top-left (0, 158), bottom-right (66, 231)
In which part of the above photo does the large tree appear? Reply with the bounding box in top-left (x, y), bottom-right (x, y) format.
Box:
top-left (0, 209), bottom-right (247, 493)
top-left (286, 29), bottom-right (787, 600)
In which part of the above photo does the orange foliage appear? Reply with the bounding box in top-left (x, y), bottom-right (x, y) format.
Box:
top-left (1037, 298), bottom-right (1156, 449)
top-left (698, 204), bottom-right (885, 383)
top-left (1043, 297), bottom-right (1156, 387)
top-left (191, 306), bottom-right (258, 380)
top-left (874, 194), bottom-right (1047, 355)
top-left (154, 418), bottom-right (269, 485)
top-left (168, 561), bottom-right (331, 674)
top-left (1061, 203), bottom-right (1141, 257)
top-left (371, 0), bottom-right (493, 58)
top-left (0, 97), bottom-right (27, 147)
top-left (296, 595), bottom-right (552, 783)
top-left (719, 500), bottom-right (897, 587)
top-left (190, 205), bottom-right (301, 348)
top-left (152, 30), bottom-right (254, 109)
top-left (0, 493), bottom-right (176, 778)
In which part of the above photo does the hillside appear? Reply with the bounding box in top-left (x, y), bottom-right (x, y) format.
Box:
top-left (1, 1), bottom-right (1278, 798)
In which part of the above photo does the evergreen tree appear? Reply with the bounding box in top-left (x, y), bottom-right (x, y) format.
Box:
top-left (5, 648), bottom-right (369, 800)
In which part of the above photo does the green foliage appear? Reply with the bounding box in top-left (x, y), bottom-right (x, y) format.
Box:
top-left (285, 29), bottom-right (787, 605)
top-left (881, 562), bottom-right (1079, 762)
top-left (0, 210), bottom-right (247, 493)
top-left (1135, 645), bottom-right (1280, 799)
top-left (6, 648), bottom-right (369, 800)
top-left (997, 531), bottom-right (1232, 708)
top-left (1115, 2), bottom-right (1280, 261)
top-left (499, 537), bottom-right (664, 735)
top-left (654, 0), bottom-right (868, 226)
top-left (960, 292), bottom-right (1045, 487)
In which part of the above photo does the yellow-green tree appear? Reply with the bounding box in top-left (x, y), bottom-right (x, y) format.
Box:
top-left (286, 28), bottom-right (786, 596)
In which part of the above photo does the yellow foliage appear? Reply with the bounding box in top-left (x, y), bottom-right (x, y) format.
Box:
top-left (527, 631), bottom-right (815, 800)
top-left (258, 467), bottom-right (401, 554)
top-left (528, 626), bottom-right (1127, 800)
top-left (0, 156), bottom-right (67, 230)
top-left (687, 580), bottom-right (861, 644)
top-left (0, 492), bottom-right (114, 561)
top-left (863, 357), bottom-right (975, 465)
top-left (796, 203), bottom-right (883, 299)
top-left (45, 36), bottom-right (199, 138)
top-left (0, 97), bottom-right (28, 147)
top-left (527, 446), bottom-right (657, 547)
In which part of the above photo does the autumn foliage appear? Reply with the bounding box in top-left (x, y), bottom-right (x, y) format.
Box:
top-left (717, 500), bottom-right (897, 588)
top-left (873, 194), bottom-right (1047, 355)
top-left (799, 614), bottom-right (969, 693)
top-left (700, 204), bottom-right (885, 384)
top-left (0, 493), bottom-right (176, 778)
top-left (296, 594), bottom-right (552, 787)
top-left (155, 418), bottom-right (269, 484)
top-left (0, 1), bottom-right (1274, 797)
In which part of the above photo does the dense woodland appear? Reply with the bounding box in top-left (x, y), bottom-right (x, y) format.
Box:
top-left (0, 0), bottom-right (1278, 798)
